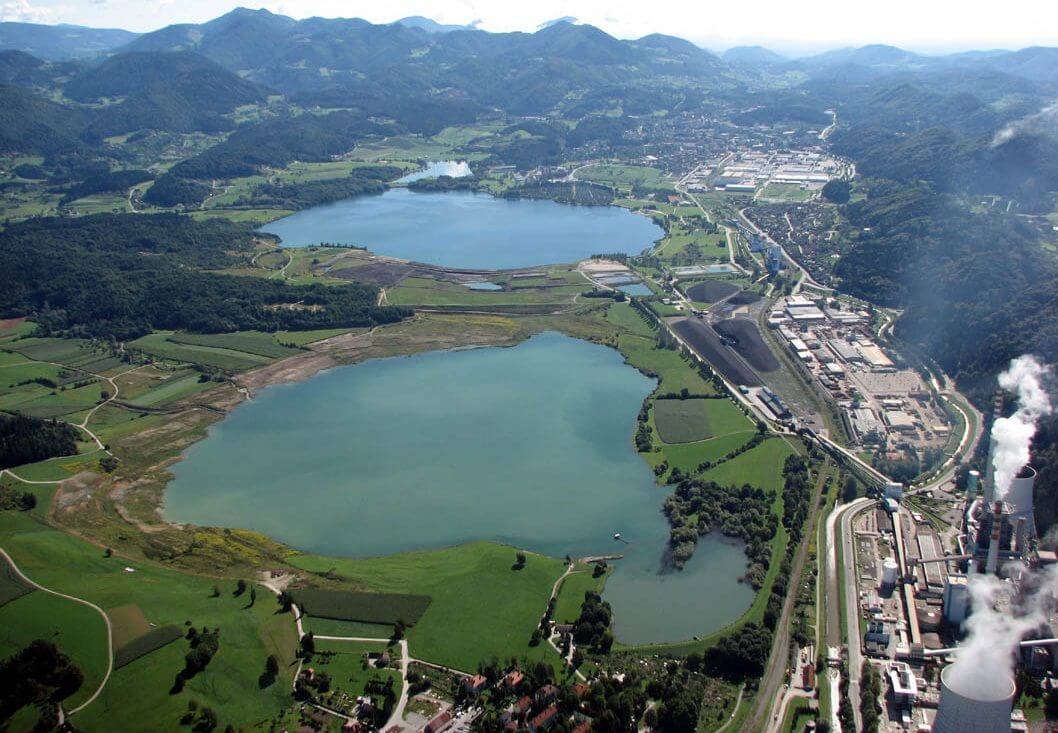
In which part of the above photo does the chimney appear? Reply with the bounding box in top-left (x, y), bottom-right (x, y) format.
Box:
top-left (985, 502), bottom-right (1003, 575)
top-left (1014, 517), bottom-right (1028, 556)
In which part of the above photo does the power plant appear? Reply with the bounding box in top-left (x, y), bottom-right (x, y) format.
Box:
top-left (933, 666), bottom-right (1016, 733)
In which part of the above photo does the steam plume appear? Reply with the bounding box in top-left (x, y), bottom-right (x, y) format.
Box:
top-left (946, 567), bottom-right (1058, 698)
top-left (991, 356), bottom-right (1051, 500)
top-left (992, 101), bottom-right (1058, 147)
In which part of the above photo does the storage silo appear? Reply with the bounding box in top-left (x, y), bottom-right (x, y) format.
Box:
top-left (881, 557), bottom-right (899, 587)
top-left (932, 664), bottom-right (1014, 733)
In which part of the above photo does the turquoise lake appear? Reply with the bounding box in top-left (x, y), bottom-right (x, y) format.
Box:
top-left (259, 188), bottom-right (664, 270)
top-left (166, 332), bottom-right (752, 644)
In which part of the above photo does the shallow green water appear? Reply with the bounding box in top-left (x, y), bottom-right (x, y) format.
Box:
top-left (166, 333), bottom-right (752, 644)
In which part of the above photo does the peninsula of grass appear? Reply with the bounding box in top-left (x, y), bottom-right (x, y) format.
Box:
top-left (288, 542), bottom-right (566, 673)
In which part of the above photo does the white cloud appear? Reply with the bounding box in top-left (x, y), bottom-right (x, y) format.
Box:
top-left (1, 0), bottom-right (55, 23)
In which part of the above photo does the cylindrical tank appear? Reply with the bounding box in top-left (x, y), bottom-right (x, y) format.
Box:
top-left (881, 557), bottom-right (899, 587)
top-left (1005, 465), bottom-right (1036, 533)
top-left (933, 664), bottom-right (1014, 733)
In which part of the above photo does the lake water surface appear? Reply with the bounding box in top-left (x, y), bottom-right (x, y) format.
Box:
top-left (260, 188), bottom-right (663, 270)
top-left (167, 333), bottom-right (752, 644)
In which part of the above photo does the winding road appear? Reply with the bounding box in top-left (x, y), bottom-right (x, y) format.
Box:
top-left (0, 546), bottom-right (114, 718)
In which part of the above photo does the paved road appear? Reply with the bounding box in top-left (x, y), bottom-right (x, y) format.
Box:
top-left (823, 497), bottom-right (872, 732)
top-left (0, 546), bottom-right (114, 717)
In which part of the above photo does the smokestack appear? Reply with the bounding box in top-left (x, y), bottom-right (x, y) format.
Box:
top-left (933, 664), bottom-right (1014, 733)
top-left (1015, 517), bottom-right (1028, 556)
top-left (967, 470), bottom-right (981, 496)
top-left (986, 502), bottom-right (1003, 575)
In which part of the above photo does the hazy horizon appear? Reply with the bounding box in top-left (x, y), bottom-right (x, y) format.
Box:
top-left (2, 0), bottom-right (1057, 56)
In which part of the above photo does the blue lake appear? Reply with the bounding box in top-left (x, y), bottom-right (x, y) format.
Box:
top-left (260, 188), bottom-right (663, 270)
top-left (166, 333), bottom-right (752, 644)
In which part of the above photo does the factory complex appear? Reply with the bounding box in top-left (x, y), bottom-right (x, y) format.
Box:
top-left (685, 149), bottom-right (844, 194)
top-left (840, 417), bottom-right (1057, 732)
top-left (765, 294), bottom-right (953, 468)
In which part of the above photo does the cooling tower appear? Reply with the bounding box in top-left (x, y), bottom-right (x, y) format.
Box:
top-left (933, 665), bottom-right (1014, 733)
top-left (1004, 465), bottom-right (1036, 534)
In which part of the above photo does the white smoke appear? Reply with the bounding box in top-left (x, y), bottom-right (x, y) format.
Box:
top-left (991, 355), bottom-right (1052, 500)
top-left (945, 567), bottom-right (1058, 699)
top-left (992, 101), bottom-right (1058, 147)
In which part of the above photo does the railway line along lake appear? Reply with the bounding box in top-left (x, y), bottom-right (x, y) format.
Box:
top-left (259, 186), bottom-right (664, 270)
top-left (166, 332), bottom-right (752, 645)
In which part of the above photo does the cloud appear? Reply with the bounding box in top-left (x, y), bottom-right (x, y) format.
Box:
top-left (0, 0), bottom-right (55, 22)
top-left (992, 101), bottom-right (1058, 147)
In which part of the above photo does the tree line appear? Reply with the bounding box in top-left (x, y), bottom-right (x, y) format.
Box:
top-left (0, 213), bottom-right (410, 340)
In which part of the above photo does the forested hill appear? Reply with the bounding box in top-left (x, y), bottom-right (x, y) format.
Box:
top-left (0, 214), bottom-right (409, 340)
top-left (115, 9), bottom-right (736, 115)
top-left (815, 78), bottom-right (1058, 533)
top-left (67, 51), bottom-right (266, 139)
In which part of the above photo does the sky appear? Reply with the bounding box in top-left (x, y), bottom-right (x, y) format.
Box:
top-left (3, 0), bottom-right (1058, 55)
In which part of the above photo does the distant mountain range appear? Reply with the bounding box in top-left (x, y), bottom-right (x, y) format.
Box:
top-left (0, 21), bottom-right (138, 60)
top-left (0, 8), bottom-right (1055, 158)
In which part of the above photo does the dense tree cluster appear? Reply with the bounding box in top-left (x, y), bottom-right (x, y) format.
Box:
top-left (0, 213), bottom-right (408, 339)
top-left (239, 166), bottom-right (404, 210)
top-left (406, 175), bottom-right (475, 192)
top-left (172, 627), bottom-right (220, 693)
top-left (165, 111), bottom-right (388, 181)
top-left (830, 181), bottom-right (1057, 387)
top-left (142, 175), bottom-right (211, 207)
top-left (504, 180), bottom-right (615, 205)
top-left (571, 591), bottom-right (614, 653)
top-left (0, 641), bottom-right (84, 723)
top-left (0, 413), bottom-right (79, 470)
top-left (60, 168), bottom-right (153, 204)
top-left (707, 622), bottom-right (773, 681)
top-left (820, 178), bottom-right (851, 204)
top-left (663, 478), bottom-right (777, 571)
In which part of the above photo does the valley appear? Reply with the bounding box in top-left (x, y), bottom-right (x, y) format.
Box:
top-left (0, 8), bottom-right (1056, 733)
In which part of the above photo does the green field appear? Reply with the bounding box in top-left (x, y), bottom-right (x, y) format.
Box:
top-left (292, 588), bottom-right (431, 625)
top-left (0, 488), bottom-right (299, 731)
top-left (576, 164), bottom-right (675, 193)
top-left (303, 618), bottom-right (394, 638)
top-left (654, 431), bottom-right (757, 474)
top-left (129, 333), bottom-right (272, 372)
top-left (653, 397), bottom-right (748, 443)
top-left (289, 542), bottom-right (565, 673)
top-left (617, 332), bottom-right (714, 395)
top-left (0, 554), bottom-right (34, 606)
top-left (312, 639), bottom-right (403, 714)
top-left (699, 438), bottom-right (796, 492)
top-left (552, 568), bottom-right (607, 625)
top-left (125, 373), bottom-right (212, 407)
top-left (0, 590), bottom-right (109, 710)
top-left (166, 331), bottom-right (303, 360)
top-left (758, 183), bottom-right (815, 203)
